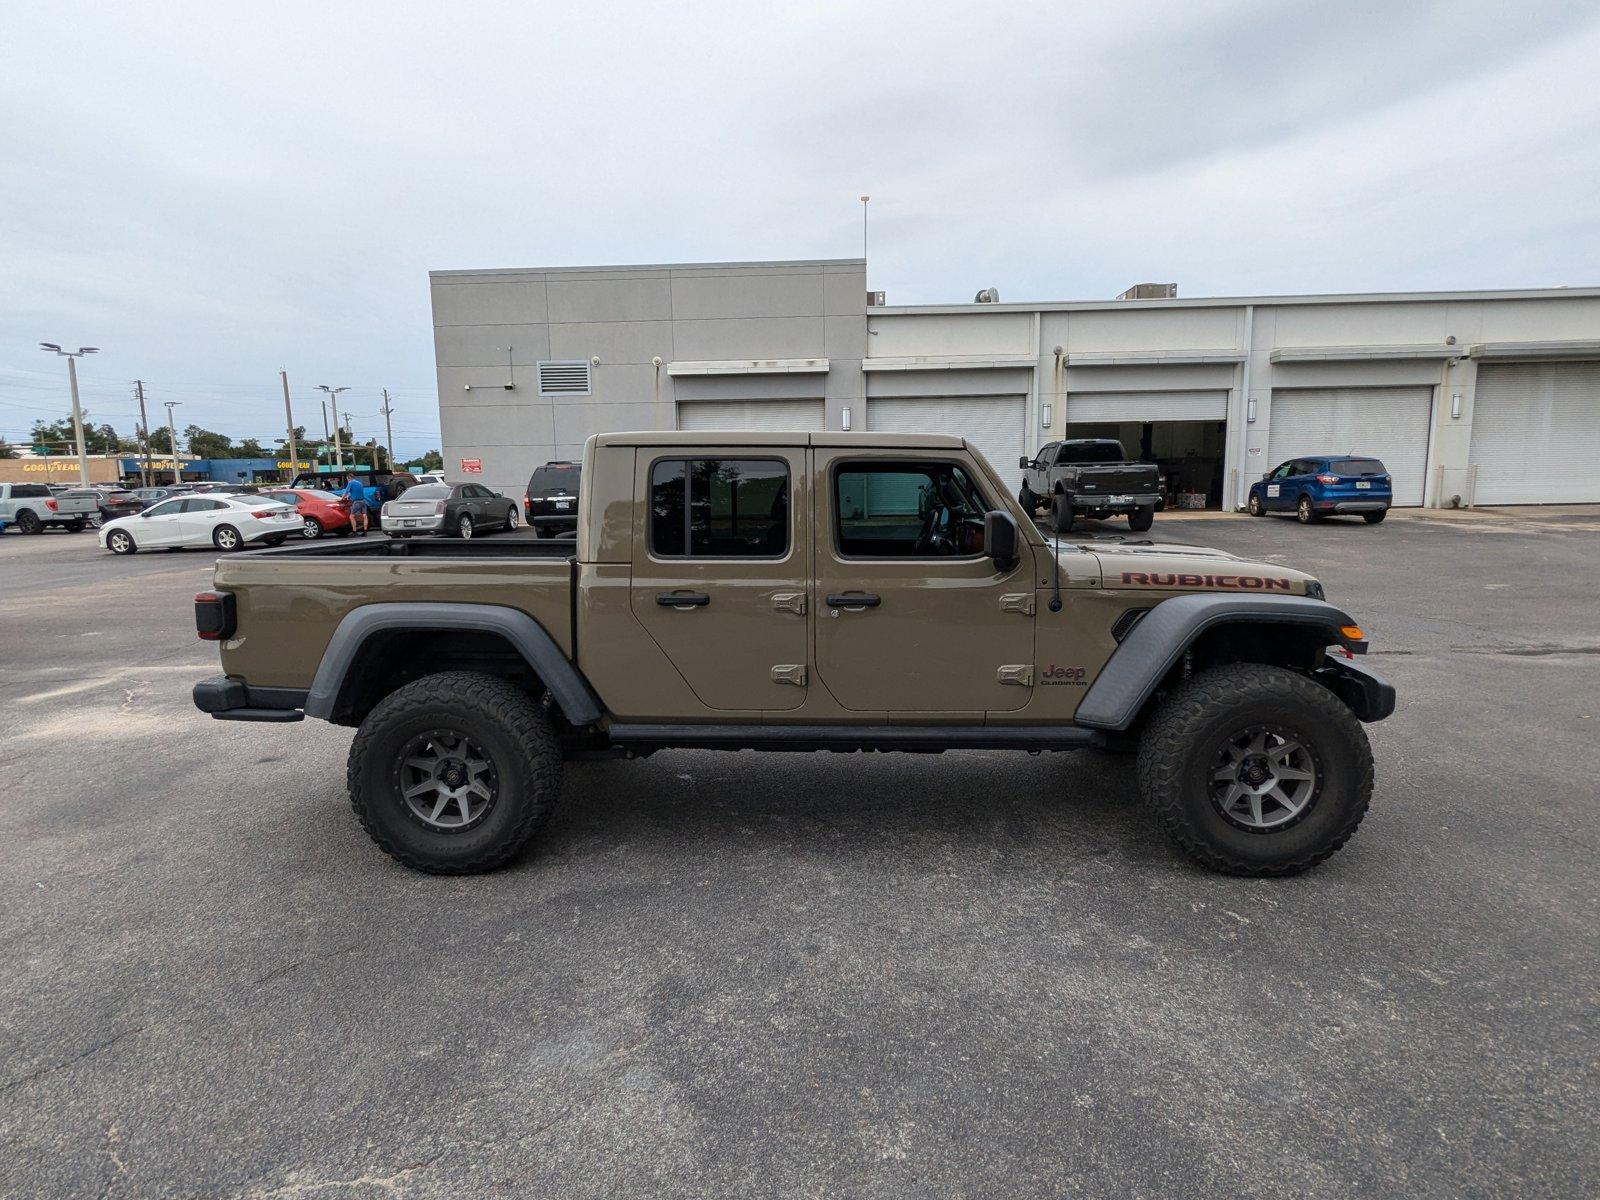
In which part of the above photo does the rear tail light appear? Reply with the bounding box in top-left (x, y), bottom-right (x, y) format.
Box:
top-left (250, 509), bottom-right (276, 519)
top-left (434, 501), bottom-right (446, 515)
top-left (194, 591), bottom-right (237, 640)
top-left (1316, 474), bottom-right (1339, 485)
top-left (44, 499), bottom-right (57, 511)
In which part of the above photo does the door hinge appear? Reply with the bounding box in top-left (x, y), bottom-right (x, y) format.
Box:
top-left (1000, 592), bottom-right (1036, 616)
top-left (772, 664), bottom-right (808, 686)
top-left (997, 664), bottom-right (1034, 687)
top-left (771, 592), bottom-right (806, 615)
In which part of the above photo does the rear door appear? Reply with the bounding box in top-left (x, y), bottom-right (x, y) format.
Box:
top-left (179, 498), bottom-right (230, 543)
top-left (629, 448), bottom-right (809, 712)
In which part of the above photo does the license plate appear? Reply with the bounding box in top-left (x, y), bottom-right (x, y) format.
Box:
top-left (1108, 495), bottom-right (1131, 505)
top-left (1355, 481), bottom-right (1371, 489)
top-left (554, 499), bottom-right (573, 509)
top-left (403, 519), bottom-right (417, 527)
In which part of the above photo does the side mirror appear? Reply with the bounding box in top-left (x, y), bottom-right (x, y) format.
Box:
top-left (1018, 456), bottom-right (1032, 470)
top-left (985, 510), bottom-right (1019, 572)
top-left (1262, 472), bottom-right (1272, 481)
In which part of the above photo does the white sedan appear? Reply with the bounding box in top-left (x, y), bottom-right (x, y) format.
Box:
top-left (100, 494), bottom-right (302, 554)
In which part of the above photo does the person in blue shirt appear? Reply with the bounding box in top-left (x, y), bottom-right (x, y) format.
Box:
top-left (341, 476), bottom-right (370, 536)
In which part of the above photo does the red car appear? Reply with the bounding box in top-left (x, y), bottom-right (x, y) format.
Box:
top-left (261, 488), bottom-right (354, 539)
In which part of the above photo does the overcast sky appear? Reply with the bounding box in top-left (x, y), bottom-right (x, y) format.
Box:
top-left (4, 0), bottom-right (1598, 458)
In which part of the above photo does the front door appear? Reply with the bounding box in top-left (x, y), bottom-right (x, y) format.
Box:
top-left (813, 451), bottom-right (1035, 714)
top-left (135, 497), bottom-right (188, 546)
top-left (629, 448), bottom-right (810, 712)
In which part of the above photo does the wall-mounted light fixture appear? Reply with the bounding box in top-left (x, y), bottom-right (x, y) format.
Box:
top-left (1246, 397), bottom-right (1257, 423)
top-left (1451, 392), bottom-right (1462, 419)
top-left (841, 406), bottom-right (852, 431)
top-left (1040, 403), bottom-right (1052, 428)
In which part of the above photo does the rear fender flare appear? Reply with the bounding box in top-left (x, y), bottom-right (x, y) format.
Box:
top-left (303, 602), bottom-right (601, 725)
top-left (1074, 594), bottom-right (1361, 731)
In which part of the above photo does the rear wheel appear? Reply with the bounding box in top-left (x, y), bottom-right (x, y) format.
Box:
top-left (263, 534), bottom-right (288, 547)
top-left (1128, 504), bottom-right (1155, 532)
top-left (1363, 509), bottom-right (1388, 525)
top-left (505, 506), bottom-right (519, 531)
top-left (346, 672), bottom-right (562, 874)
top-left (213, 524), bottom-right (243, 551)
top-left (301, 516), bottom-right (324, 539)
top-left (1296, 495), bottom-right (1319, 524)
top-left (1050, 492), bottom-right (1076, 534)
top-left (87, 513), bottom-right (103, 529)
top-left (107, 528), bottom-right (137, 555)
top-left (1136, 663), bottom-right (1373, 876)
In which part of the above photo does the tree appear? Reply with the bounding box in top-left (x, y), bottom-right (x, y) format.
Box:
top-left (30, 411), bottom-right (122, 454)
top-left (236, 438), bottom-right (267, 458)
top-left (147, 426), bottom-right (173, 454)
top-left (183, 424), bottom-right (234, 460)
top-left (418, 449), bottom-right (443, 472)
top-left (0, 437), bottom-right (18, 459)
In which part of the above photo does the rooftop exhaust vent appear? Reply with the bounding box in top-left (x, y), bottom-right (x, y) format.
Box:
top-left (973, 287), bottom-right (1001, 303)
top-left (1117, 282), bottom-right (1177, 300)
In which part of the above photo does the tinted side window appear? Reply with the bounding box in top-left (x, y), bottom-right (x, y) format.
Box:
top-left (835, 461), bottom-right (990, 558)
top-left (145, 499), bottom-right (185, 517)
top-left (182, 498), bottom-right (225, 512)
top-left (12, 484), bottom-right (51, 498)
top-left (649, 458), bottom-right (789, 558)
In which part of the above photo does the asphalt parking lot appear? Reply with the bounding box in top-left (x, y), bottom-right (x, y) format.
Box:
top-left (2, 511), bottom-right (1596, 1199)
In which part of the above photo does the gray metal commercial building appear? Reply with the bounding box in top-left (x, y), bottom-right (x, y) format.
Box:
top-left (430, 258), bottom-right (1600, 508)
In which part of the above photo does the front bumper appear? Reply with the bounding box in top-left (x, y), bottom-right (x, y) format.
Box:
top-left (193, 675), bottom-right (306, 722)
top-left (1315, 656), bottom-right (1396, 722)
top-left (382, 514), bottom-right (444, 534)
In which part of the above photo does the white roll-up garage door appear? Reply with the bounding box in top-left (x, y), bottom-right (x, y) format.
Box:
top-left (676, 399), bottom-right (825, 432)
top-left (1469, 362), bottom-right (1600, 504)
top-left (1267, 387), bottom-right (1432, 506)
top-left (1066, 390), bottom-right (1229, 423)
top-left (867, 395), bottom-right (1028, 491)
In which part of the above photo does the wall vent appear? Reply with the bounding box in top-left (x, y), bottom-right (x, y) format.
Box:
top-left (537, 360), bottom-right (592, 396)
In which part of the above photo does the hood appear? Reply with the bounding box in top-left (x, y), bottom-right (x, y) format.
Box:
top-left (1050, 538), bottom-right (1319, 596)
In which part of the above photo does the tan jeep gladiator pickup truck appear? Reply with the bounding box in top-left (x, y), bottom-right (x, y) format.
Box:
top-left (193, 431), bottom-right (1394, 877)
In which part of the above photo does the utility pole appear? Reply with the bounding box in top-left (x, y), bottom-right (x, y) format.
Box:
top-left (380, 389), bottom-right (395, 472)
top-left (164, 401), bottom-right (183, 484)
top-left (860, 195), bottom-right (870, 263)
top-left (317, 385), bottom-right (349, 471)
top-left (38, 342), bottom-right (98, 485)
top-left (135, 380), bottom-right (151, 487)
top-left (280, 369), bottom-right (298, 480)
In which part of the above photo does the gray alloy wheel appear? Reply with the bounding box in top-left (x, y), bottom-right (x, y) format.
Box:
top-left (1297, 494), bottom-right (1317, 524)
top-left (505, 506), bottom-right (519, 531)
top-left (107, 528), bottom-right (136, 555)
top-left (395, 730), bottom-right (499, 832)
top-left (1209, 726), bottom-right (1320, 831)
top-left (16, 509), bottom-right (41, 534)
top-left (301, 516), bottom-right (324, 539)
top-left (213, 524), bottom-right (242, 551)
top-left (457, 514), bottom-right (474, 539)
top-left (87, 513), bottom-right (103, 528)
top-left (1248, 493), bottom-right (1264, 516)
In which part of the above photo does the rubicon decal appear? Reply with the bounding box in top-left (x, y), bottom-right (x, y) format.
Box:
top-left (1121, 571), bottom-right (1294, 591)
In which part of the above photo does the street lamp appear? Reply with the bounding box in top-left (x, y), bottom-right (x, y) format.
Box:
top-left (163, 401), bottom-right (183, 483)
top-left (38, 342), bottom-right (99, 486)
top-left (316, 385), bottom-right (350, 471)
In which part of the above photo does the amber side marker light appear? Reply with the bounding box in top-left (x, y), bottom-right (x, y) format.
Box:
top-left (1338, 624), bottom-right (1368, 655)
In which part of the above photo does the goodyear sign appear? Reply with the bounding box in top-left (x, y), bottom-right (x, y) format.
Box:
top-left (275, 461), bottom-right (313, 470)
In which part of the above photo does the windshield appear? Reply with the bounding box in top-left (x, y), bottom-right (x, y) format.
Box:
top-left (1058, 441), bottom-right (1126, 464)
top-left (1332, 458), bottom-right (1386, 476)
top-left (402, 485), bottom-right (451, 500)
top-left (528, 465), bottom-right (580, 496)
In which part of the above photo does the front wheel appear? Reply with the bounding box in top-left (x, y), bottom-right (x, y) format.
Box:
top-left (1247, 493), bottom-right (1264, 517)
top-left (1128, 504), bottom-right (1155, 532)
top-left (107, 529), bottom-right (137, 555)
top-left (1050, 493), bottom-right (1076, 535)
top-left (1296, 495), bottom-right (1319, 524)
top-left (1363, 509), bottom-right (1388, 525)
top-left (1018, 485), bottom-right (1037, 516)
top-left (346, 671), bottom-right (562, 874)
top-left (1136, 663), bottom-right (1373, 876)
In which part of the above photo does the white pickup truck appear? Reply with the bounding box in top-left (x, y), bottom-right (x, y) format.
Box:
top-left (0, 483), bottom-right (100, 533)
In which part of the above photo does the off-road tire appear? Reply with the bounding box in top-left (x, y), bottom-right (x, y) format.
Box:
top-left (16, 509), bottom-right (42, 534)
top-left (213, 524), bottom-right (243, 551)
top-left (1050, 492), bottom-right (1076, 534)
top-left (1363, 509), bottom-right (1387, 525)
top-left (1296, 495), bottom-right (1318, 524)
top-left (1018, 485), bottom-right (1037, 516)
top-left (107, 529), bottom-right (137, 555)
top-left (1136, 663), bottom-right (1373, 876)
top-left (1248, 493), bottom-right (1264, 517)
top-left (1128, 504), bottom-right (1155, 532)
top-left (347, 671), bottom-right (562, 874)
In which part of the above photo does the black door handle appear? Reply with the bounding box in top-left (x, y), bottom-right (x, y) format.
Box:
top-left (656, 592), bottom-right (711, 608)
top-left (826, 593), bottom-right (881, 609)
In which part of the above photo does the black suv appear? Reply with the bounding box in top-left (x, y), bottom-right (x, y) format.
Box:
top-left (524, 461), bottom-right (580, 538)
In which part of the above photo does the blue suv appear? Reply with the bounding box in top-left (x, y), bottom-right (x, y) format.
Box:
top-left (1248, 455), bottom-right (1392, 524)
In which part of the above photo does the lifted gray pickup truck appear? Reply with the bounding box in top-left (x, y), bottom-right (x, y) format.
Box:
top-left (193, 431), bottom-right (1393, 878)
top-left (1018, 439), bottom-right (1163, 533)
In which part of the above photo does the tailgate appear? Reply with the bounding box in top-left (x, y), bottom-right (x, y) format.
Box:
top-left (1075, 465), bottom-right (1159, 494)
top-left (54, 496), bottom-right (101, 515)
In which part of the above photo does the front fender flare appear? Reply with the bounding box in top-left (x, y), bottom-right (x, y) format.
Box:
top-left (1074, 593), bottom-right (1361, 731)
top-left (303, 602), bottom-right (601, 726)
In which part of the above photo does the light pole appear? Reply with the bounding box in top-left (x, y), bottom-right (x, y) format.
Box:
top-left (859, 195), bottom-right (870, 263)
top-left (280, 370), bottom-right (298, 479)
top-left (38, 342), bottom-right (98, 485)
top-left (317, 385), bottom-right (349, 471)
top-left (163, 401), bottom-right (183, 483)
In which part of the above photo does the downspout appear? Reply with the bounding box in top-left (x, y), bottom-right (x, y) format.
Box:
top-left (1235, 304), bottom-right (1255, 509)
